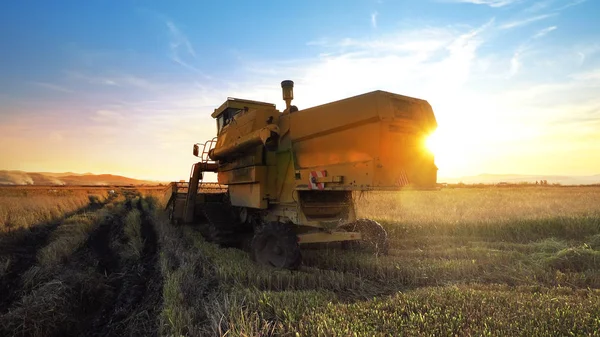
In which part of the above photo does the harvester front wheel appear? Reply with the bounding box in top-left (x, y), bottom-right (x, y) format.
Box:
top-left (251, 222), bottom-right (301, 270)
top-left (341, 219), bottom-right (389, 255)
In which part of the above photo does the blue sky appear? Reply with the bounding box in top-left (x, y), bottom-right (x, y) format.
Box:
top-left (1, 0), bottom-right (599, 180)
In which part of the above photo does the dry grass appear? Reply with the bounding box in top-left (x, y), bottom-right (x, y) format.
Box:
top-left (138, 186), bottom-right (172, 209)
top-left (356, 187), bottom-right (600, 227)
top-left (0, 188), bottom-right (111, 231)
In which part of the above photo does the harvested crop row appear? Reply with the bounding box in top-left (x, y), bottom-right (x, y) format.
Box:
top-left (0, 199), bottom-right (127, 336)
top-left (0, 196), bottom-right (163, 337)
top-left (301, 243), bottom-right (600, 289)
top-left (155, 206), bottom-right (216, 337)
top-left (195, 248), bottom-right (600, 336)
top-left (0, 197), bottom-right (114, 313)
top-left (89, 197), bottom-right (163, 336)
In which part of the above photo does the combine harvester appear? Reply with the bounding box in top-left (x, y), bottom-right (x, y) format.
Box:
top-left (167, 80), bottom-right (438, 269)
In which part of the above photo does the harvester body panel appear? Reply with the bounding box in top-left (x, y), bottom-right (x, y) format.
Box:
top-left (273, 91), bottom-right (437, 208)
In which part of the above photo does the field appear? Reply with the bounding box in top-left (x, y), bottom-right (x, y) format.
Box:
top-left (0, 186), bottom-right (599, 336)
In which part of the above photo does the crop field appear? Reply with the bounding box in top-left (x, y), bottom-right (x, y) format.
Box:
top-left (0, 186), bottom-right (599, 336)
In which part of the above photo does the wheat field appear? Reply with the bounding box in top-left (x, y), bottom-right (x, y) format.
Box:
top-left (0, 186), bottom-right (599, 336)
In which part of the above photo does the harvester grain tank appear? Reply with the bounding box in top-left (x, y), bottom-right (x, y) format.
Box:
top-left (168, 81), bottom-right (438, 269)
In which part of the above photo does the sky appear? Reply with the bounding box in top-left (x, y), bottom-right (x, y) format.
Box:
top-left (0, 0), bottom-right (599, 181)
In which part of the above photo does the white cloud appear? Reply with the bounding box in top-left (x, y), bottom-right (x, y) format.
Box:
top-left (505, 26), bottom-right (556, 78)
top-left (525, 1), bottom-right (552, 12)
top-left (554, 0), bottom-right (588, 11)
top-left (31, 82), bottom-right (74, 93)
top-left (214, 17), bottom-right (600, 176)
top-left (526, 0), bottom-right (588, 12)
top-left (166, 20), bottom-right (196, 58)
top-left (66, 71), bottom-right (167, 92)
top-left (533, 25), bottom-right (557, 38)
top-left (56, 21), bottom-right (494, 178)
top-left (499, 14), bottom-right (556, 29)
top-left (90, 110), bottom-right (125, 123)
top-left (165, 20), bottom-right (209, 77)
top-left (570, 69), bottom-right (600, 81)
top-left (17, 12), bottom-right (600, 179)
top-left (508, 50), bottom-right (522, 77)
top-left (371, 11), bottom-right (378, 28)
top-left (574, 43), bottom-right (600, 66)
top-left (442, 0), bottom-right (520, 7)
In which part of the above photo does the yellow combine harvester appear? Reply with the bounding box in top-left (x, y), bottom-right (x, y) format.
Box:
top-left (168, 80), bottom-right (437, 269)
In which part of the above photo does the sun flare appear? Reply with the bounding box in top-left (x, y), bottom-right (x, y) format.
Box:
top-left (425, 131), bottom-right (441, 156)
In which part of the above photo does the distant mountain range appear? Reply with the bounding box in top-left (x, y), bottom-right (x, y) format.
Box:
top-left (440, 174), bottom-right (600, 186)
top-left (0, 171), bottom-right (162, 186)
top-left (2, 171), bottom-right (598, 186)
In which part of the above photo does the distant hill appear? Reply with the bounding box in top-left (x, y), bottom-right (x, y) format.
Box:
top-left (0, 171), bottom-right (162, 186)
top-left (440, 174), bottom-right (600, 186)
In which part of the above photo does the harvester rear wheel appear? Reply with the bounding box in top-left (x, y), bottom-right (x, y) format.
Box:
top-left (251, 222), bottom-right (301, 270)
top-left (341, 219), bottom-right (389, 255)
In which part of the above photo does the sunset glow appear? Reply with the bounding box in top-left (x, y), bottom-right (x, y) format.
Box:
top-left (1, 1), bottom-right (599, 181)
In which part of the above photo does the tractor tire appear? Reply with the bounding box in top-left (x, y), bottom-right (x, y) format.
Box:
top-left (251, 222), bottom-right (301, 270)
top-left (341, 219), bottom-right (389, 256)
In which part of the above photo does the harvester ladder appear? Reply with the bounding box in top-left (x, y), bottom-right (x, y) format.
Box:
top-left (198, 137), bottom-right (217, 186)
top-left (183, 137), bottom-right (217, 223)
top-left (184, 137), bottom-right (219, 223)
top-left (200, 137), bottom-right (218, 164)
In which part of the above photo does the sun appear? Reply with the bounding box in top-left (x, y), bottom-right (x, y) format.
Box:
top-left (425, 130), bottom-right (442, 156)
top-left (422, 124), bottom-right (482, 178)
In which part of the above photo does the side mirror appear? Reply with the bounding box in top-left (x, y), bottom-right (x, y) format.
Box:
top-left (193, 143), bottom-right (200, 157)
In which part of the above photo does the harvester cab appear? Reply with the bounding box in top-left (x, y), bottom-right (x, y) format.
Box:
top-left (168, 80), bottom-right (438, 269)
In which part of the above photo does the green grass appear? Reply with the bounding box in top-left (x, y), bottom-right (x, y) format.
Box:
top-left (158, 187), bottom-right (600, 336)
top-left (211, 285), bottom-right (600, 336)
top-left (153, 202), bottom-right (215, 337)
top-left (294, 285), bottom-right (600, 336)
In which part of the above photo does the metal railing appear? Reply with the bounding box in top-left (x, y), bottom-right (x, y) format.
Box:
top-left (170, 181), bottom-right (227, 195)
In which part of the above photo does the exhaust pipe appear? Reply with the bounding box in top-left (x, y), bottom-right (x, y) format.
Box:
top-left (281, 80), bottom-right (294, 114)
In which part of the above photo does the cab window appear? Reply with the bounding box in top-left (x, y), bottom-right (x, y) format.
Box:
top-left (216, 107), bottom-right (242, 134)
